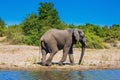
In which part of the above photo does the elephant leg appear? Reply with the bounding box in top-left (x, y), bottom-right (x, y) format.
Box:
top-left (58, 46), bottom-right (70, 65)
top-left (41, 49), bottom-right (47, 66)
top-left (69, 54), bottom-right (74, 65)
top-left (68, 47), bottom-right (74, 65)
top-left (46, 51), bottom-right (57, 66)
top-left (58, 53), bottom-right (67, 65)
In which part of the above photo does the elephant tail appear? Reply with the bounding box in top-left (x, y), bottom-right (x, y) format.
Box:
top-left (41, 41), bottom-right (44, 47)
top-left (41, 40), bottom-right (46, 50)
top-left (40, 35), bottom-right (47, 49)
top-left (39, 40), bottom-right (46, 62)
top-left (39, 36), bottom-right (45, 60)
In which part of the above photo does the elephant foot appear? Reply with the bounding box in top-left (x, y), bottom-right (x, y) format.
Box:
top-left (45, 63), bottom-right (51, 66)
top-left (41, 62), bottom-right (46, 66)
top-left (46, 61), bottom-right (52, 66)
top-left (69, 63), bottom-right (75, 65)
top-left (58, 62), bottom-right (64, 66)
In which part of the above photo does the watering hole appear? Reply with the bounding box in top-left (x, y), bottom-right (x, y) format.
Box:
top-left (0, 70), bottom-right (120, 80)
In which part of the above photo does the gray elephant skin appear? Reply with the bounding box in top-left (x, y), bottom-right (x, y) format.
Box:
top-left (40, 28), bottom-right (86, 66)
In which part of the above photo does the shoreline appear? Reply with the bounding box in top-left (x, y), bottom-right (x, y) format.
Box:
top-left (0, 44), bottom-right (120, 71)
top-left (0, 63), bottom-right (120, 71)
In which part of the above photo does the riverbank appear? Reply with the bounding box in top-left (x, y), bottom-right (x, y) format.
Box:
top-left (0, 43), bottom-right (120, 71)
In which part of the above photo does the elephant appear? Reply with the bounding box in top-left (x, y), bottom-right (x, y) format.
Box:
top-left (40, 28), bottom-right (86, 66)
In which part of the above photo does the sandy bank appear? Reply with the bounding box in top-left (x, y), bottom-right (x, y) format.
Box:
top-left (0, 43), bottom-right (120, 71)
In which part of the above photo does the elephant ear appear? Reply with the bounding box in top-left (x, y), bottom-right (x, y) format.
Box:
top-left (73, 29), bottom-right (80, 42)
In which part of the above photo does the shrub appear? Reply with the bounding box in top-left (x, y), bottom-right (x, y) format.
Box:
top-left (85, 32), bottom-right (103, 49)
top-left (0, 17), bottom-right (5, 37)
top-left (5, 25), bottom-right (26, 44)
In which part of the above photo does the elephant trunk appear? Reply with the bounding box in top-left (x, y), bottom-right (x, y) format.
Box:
top-left (78, 38), bottom-right (86, 65)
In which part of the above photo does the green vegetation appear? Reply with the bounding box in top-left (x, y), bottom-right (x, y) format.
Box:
top-left (0, 17), bottom-right (5, 37)
top-left (0, 2), bottom-right (120, 49)
top-left (5, 25), bottom-right (26, 44)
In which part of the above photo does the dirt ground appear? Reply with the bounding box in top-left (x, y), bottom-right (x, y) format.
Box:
top-left (0, 42), bottom-right (120, 71)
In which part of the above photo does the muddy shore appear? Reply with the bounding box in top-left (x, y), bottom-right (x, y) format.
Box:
top-left (0, 43), bottom-right (120, 71)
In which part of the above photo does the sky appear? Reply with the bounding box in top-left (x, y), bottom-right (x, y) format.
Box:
top-left (0, 0), bottom-right (120, 26)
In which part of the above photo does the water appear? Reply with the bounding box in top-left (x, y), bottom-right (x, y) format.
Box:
top-left (0, 70), bottom-right (120, 80)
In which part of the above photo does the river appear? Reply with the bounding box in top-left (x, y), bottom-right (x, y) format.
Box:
top-left (0, 70), bottom-right (120, 80)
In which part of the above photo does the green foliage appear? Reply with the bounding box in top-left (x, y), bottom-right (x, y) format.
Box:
top-left (69, 24), bottom-right (76, 28)
top-left (103, 24), bottom-right (120, 42)
top-left (109, 24), bottom-right (120, 39)
top-left (0, 17), bottom-right (5, 37)
top-left (84, 23), bottom-right (105, 37)
top-left (21, 14), bottom-right (41, 45)
top-left (21, 14), bottom-right (39, 36)
top-left (38, 2), bottom-right (60, 27)
top-left (85, 32), bottom-right (103, 49)
top-left (5, 25), bottom-right (26, 44)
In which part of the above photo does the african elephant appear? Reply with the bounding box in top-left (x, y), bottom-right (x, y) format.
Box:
top-left (40, 28), bottom-right (86, 66)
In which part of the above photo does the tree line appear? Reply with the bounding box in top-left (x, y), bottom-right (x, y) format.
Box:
top-left (0, 2), bottom-right (120, 49)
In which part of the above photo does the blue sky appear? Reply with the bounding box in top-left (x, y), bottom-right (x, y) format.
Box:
top-left (0, 0), bottom-right (120, 26)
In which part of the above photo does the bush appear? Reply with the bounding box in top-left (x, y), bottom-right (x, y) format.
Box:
top-left (0, 17), bottom-right (5, 37)
top-left (5, 25), bottom-right (26, 44)
top-left (23, 35), bottom-right (39, 46)
top-left (85, 32), bottom-right (103, 49)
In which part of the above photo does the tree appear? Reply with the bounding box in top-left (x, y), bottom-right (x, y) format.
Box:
top-left (102, 25), bottom-right (109, 37)
top-left (21, 14), bottom-right (39, 36)
top-left (38, 2), bottom-right (60, 28)
top-left (110, 24), bottom-right (120, 40)
top-left (69, 24), bottom-right (77, 29)
top-left (93, 25), bottom-right (105, 37)
top-left (0, 17), bottom-right (5, 37)
top-left (21, 14), bottom-right (41, 45)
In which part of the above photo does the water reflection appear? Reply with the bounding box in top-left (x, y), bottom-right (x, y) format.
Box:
top-left (0, 70), bottom-right (120, 80)
top-left (69, 71), bottom-right (84, 80)
top-left (29, 70), bottom-right (71, 80)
